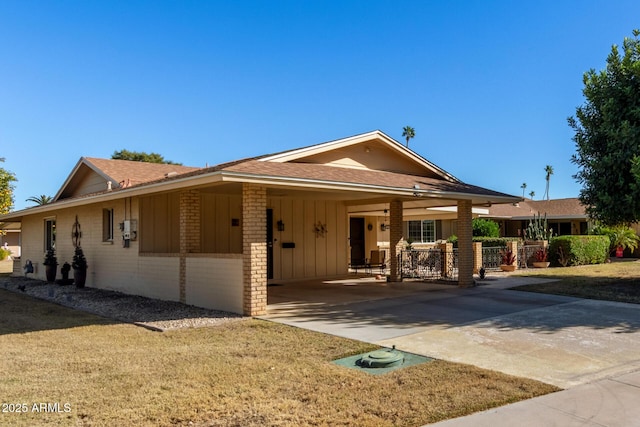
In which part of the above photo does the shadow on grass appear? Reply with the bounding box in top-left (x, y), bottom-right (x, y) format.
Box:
top-left (0, 288), bottom-right (119, 335)
top-left (0, 275), bottom-right (242, 335)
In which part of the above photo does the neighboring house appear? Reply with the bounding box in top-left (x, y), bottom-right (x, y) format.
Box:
top-left (483, 198), bottom-right (590, 238)
top-left (0, 130), bottom-right (520, 315)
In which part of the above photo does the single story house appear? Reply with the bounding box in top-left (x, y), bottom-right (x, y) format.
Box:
top-left (483, 198), bottom-right (590, 237)
top-left (0, 130), bottom-right (520, 315)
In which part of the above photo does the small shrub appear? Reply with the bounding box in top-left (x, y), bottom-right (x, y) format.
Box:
top-left (500, 248), bottom-right (516, 265)
top-left (0, 248), bottom-right (10, 261)
top-left (534, 247), bottom-right (548, 262)
top-left (472, 218), bottom-right (500, 237)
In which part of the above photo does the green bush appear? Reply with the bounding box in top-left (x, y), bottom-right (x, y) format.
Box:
top-left (0, 248), bottom-right (10, 261)
top-left (448, 236), bottom-right (518, 248)
top-left (549, 235), bottom-right (609, 266)
top-left (472, 218), bottom-right (500, 237)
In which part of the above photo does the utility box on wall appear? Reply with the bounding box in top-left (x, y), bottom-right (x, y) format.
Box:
top-left (120, 219), bottom-right (138, 247)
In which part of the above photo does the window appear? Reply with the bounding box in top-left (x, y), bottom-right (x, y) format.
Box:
top-left (44, 218), bottom-right (56, 250)
top-left (103, 208), bottom-right (114, 241)
top-left (407, 220), bottom-right (436, 243)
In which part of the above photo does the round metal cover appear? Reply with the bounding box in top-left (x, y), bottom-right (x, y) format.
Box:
top-left (358, 348), bottom-right (404, 368)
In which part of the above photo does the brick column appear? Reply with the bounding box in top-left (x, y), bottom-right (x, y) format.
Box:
top-left (179, 189), bottom-right (201, 303)
top-left (439, 242), bottom-right (454, 278)
top-left (389, 199), bottom-right (403, 282)
top-left (473, 242), bottom-right (483, 274)
top-left (457, 200), bottom-right (474, 287)
top-left (507, 240), bottom-right (519, 270)
top-left (242, 184), bottom-right (267, 316)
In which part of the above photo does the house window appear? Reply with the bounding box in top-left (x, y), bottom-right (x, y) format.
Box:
top-left (407, 220), bottom-right (436, 243)
top-left (103, 208), bottom-right (114, 241)
top-left (44, 218), bottom-right (56, 250)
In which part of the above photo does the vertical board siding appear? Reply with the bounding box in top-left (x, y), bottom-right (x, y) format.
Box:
top-left (269, 198), bottom-right (348, 280)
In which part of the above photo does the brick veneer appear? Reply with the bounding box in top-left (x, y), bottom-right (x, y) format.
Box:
top-left (179, 189), bottom-right (201, 303)
top-left (389, 199), bottom-right (403, 282)
top-left (473, 242), bottom-right (483, 274)
top-left (457, 200), bottom-right (474, 287)
top-left (242, 184), bottom-right (267, 316)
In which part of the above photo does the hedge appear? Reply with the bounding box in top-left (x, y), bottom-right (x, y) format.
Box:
top-left (447, 236), bottom-right (519, 248)
top-left (548, 235), bottom-right (609, 266)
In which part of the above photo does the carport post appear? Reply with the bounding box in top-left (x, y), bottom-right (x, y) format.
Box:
top-left (389, 199), bottom-right (403, 282)
top-left (457, 199), bottom-right (474, 287)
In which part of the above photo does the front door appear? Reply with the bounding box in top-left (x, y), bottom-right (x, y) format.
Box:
top-left (349, 217), bottom-right (365, 265)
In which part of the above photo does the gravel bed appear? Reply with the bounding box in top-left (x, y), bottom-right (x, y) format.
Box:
top-left (0, 275), bottom-right (245, 331)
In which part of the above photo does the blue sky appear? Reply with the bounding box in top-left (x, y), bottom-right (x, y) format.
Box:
top-left (1, 1), bottom-right (639, 211)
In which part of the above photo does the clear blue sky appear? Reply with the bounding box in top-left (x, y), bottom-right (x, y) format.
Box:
top-left (1, 1), bottom-right (639, 211)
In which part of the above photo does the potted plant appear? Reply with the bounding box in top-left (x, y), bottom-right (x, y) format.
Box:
top-left (499, 248), bottom-right (517, 272)
top-left (72, 246), bottom-right (88, 288)
top-left (43, 248), bottom-right (58, 282)
top-left (532, 247), bottom-right (550, 268)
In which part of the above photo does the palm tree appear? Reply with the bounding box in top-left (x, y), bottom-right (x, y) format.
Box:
top-left (543, 165), bottom-right (554, 200)
top-left (26, 195), bottom-right (53, 205)
top-left (402, 126), bottom-right (415, 147)
top-left (520, 182), bottom-right (527, 198)
top-left (529, 190), bottom-right (535, 200)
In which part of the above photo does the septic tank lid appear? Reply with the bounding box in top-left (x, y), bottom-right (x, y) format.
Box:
top-left (358, 346), bottom-right (404, 368)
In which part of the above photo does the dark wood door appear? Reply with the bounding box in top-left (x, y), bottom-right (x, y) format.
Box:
top-left (349, 217), bottom-right (365, 265)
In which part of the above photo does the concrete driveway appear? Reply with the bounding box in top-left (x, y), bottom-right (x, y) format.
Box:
top-left (262, 275), bottom-right (640, 389)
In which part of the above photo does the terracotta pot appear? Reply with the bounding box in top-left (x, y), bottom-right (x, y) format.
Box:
top-left (533, 261), bottom-right (550, 268)
top-left (500, 264), bottom-right (517, 272)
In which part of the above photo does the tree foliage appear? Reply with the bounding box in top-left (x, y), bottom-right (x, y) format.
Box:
top-left (569, 29), bottom-right (640, 225)
top-left (112, 150), bottom-right (182, 165)
top-left (26, 195), bottom-right (53, 206)
top-left (0, 158), bottom-right (17, 214)
top-left (401, 126), bottom-right (415, 147)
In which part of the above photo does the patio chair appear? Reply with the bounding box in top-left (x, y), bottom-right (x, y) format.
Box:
top-left (365, 250), bottom-right (386, 275)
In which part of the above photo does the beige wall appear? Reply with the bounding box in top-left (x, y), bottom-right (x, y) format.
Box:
top-left (18, 190), bottom-right (352, 312)
top-left (268, 198), bottom-right (348, 280)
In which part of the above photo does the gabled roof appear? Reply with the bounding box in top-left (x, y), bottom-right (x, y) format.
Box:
top-left (2, 130), bottom-right (521, 221)
top-left (54, 157), bottom-right (200, 201)
top-left (259, 130), bottom-right (460, 182)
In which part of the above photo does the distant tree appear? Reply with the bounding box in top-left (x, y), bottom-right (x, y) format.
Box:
top-left (112, 150), bottom-right (182, 165)
top-left (401, 126), bottom-right (415, 148)
top-left (472, 218), bottom-right (500, 237)
top-left (529, 190), bottom-right (535, 200)
top-left (520, 182), bottom-right (527, 198)
top-left (26, 195), bottom-right (53, 205)
top-left (543, 165), bottom-right (553, 200)
top-left (0, 158), bottom-right (17, 214)
top-left (569, 29), bottom-right (640, 225)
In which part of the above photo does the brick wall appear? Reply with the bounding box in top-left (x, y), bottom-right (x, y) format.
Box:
top-left (389, 199), bottom-right (403, 282)
top-left (242, 184), bottom-right (267, 316)
top-left (457, 199), bottom-right (474, 287)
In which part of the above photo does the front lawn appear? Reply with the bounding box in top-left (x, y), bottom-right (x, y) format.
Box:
top-left (512, 259), bottom-right (640, 304)
top-left (0, 288), bottom-right (557, 427)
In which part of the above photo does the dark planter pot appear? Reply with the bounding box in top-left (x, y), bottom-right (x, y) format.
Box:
top-left (45, 265), bottom-right (57, 283)
top-left (74, 269), bottom-right (87, 288)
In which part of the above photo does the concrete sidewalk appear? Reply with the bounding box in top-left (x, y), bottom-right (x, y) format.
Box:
top-left (428, 370), bottom-right (640, 427)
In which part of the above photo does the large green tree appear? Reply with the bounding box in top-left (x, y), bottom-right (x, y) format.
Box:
top-left (26, 195), bottom-right (53, 205)
top-left (0, 158), bottom-right (17, 214)
top-left (569, 29), bottom-right (640, 225)
top-left (112, 149), bottom-right (182, 165)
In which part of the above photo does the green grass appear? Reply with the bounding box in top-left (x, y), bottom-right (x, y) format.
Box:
top-left (0, 288), bottom-right (558, 427)
top-left (512, 259), bottom-right (640, 304)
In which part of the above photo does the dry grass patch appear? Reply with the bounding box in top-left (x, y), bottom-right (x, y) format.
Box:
top-left (513, 260), bottom-right (640, 304)
top-left (0, 289), bottom-right (558, 426)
